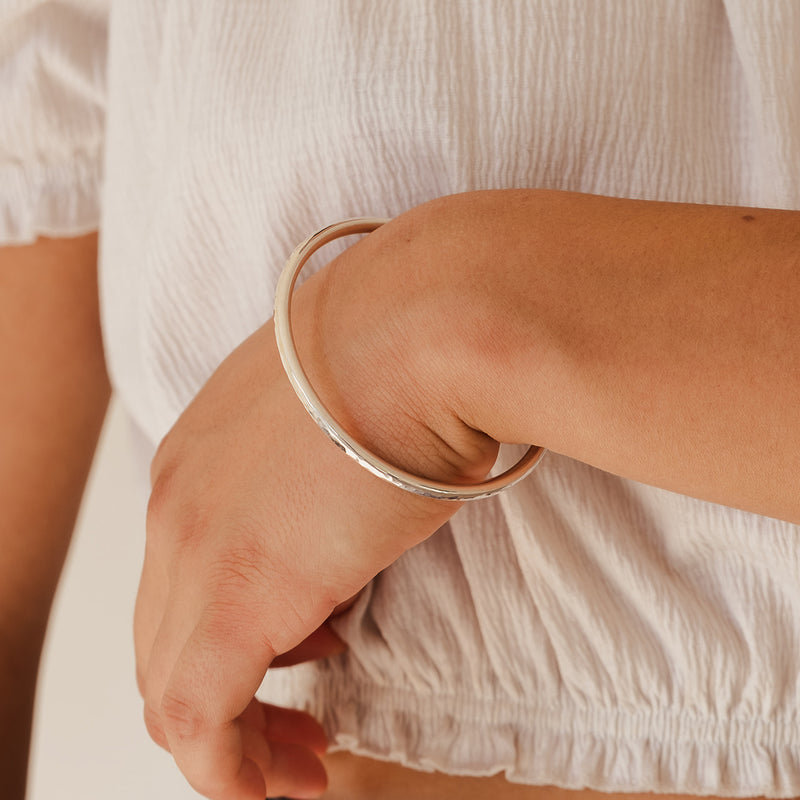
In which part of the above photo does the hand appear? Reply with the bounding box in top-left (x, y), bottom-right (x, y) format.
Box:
top-left (134, 241), bottom-right (493, 799)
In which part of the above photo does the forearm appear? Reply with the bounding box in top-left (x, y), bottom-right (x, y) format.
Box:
top-left (306, 190), bottom-right (800, 522)
top-left (0, 234), bottom-right (110, 798)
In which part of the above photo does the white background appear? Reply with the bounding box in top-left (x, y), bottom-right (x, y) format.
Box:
top-left (28, 399), bottom-right (200, 799)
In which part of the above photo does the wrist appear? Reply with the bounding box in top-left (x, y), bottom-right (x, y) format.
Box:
top-left (320, 191), bottom-right (560, 454)
top-left (289, 205), bottom-right (503, 489)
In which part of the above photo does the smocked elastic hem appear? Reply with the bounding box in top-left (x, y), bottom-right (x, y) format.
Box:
top-left (0, 153), bottom-right (102, 245)
top-left (267, 667), bottom-right (800, 798)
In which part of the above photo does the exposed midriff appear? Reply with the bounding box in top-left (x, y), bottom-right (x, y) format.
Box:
top-left (321, 751), bottom-right (772, 800)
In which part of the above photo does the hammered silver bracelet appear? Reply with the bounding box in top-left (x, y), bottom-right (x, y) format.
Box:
top-left (273, 217), bottom-right (546, 501)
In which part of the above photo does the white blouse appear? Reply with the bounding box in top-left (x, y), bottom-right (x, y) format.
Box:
top-left (3, 1), bottom-right (800, 795)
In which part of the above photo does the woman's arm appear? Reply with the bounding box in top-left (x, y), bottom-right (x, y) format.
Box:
top-left (312, 190), bottom-right (800, 521)
top-left (0, 234), bottom-right (110, 799)
top-left (139, 190), bottom-right (800, 800)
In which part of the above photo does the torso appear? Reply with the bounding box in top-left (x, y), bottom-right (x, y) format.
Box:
top-left (322, 752), bottom-right (773, 800)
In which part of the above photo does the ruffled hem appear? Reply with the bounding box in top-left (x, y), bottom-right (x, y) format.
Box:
top-left (262, 665), bottom-right (800, 798)
top-left (0, 152), bottom-right (102, 245)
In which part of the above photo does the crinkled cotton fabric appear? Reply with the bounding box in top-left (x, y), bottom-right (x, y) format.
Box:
top-left (0, 0), bottom-right (106, 243)
top-left (3, 1), bottom-right (800, 795)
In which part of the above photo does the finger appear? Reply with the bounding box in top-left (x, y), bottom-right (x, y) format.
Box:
top-left (141, 585), bottom-right (198, 754)
top-left (270, 622), bottom-right (345, 668)
top-left (135, 541), bottom-right (174, 750)
top-left (158, 600), bottom-right (327, 799)
top-left (239, 701), bottom-right (328, 798)
top-left (133, 544), bottom-right (169, 697)
top-left (261, 741), bottom-right (328, 799)
top-left (143, 701), bottom-right (170, 751)
top-left (260, 702), bottom-right (328, 756)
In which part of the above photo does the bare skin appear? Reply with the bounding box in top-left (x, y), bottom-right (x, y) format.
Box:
top-left (322, 751), bottom-right (778, 800)
top-left (136, 189), bottom-right (800, 799)
top-left (0, 234), bottom-right (110, 799)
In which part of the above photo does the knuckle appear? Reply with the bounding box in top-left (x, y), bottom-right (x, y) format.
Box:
top-left (159, 688), bottom-right (207, 742)
top-left (186, 765), bottom-right (237, 798)
top-left (205, 524), bottom-right (293, 597)
top-left (204, 546), bottom-right (304, 637)
top-left (146, 469), bottom-right (209, 556)
top-left (145, 468), bottom-right (176, 542)
top-left (211, 541), bottom-right (272, 592)
top-left (153, 690), bottom-right (242, 797)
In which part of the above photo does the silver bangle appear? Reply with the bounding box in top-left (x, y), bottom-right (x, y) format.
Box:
top-left (273, 217), bottom-right (546, 501)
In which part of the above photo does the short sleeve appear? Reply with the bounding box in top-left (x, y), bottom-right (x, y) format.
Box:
top-left (0, 0), bottom-right (108, 245)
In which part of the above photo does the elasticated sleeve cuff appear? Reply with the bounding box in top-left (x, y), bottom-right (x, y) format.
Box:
top-left (0, 0), bottom-right (108, 245)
